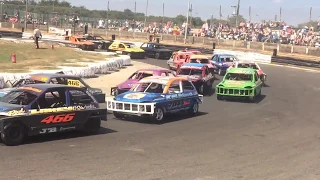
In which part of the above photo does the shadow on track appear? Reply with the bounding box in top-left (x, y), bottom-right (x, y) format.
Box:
top-left (218, 94), bottom-right (266, 104)
top-left (20, 127), bottom-right (117, 145)
top-left (113, 112), bottom-right (208, 125)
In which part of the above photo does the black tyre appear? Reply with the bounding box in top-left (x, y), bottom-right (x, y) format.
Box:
top-left (198, 84), bottom-right (204, 95)
top-left (97, 44), bottom-right (103, 49)
top-left (188, 102), bottom-right (199, 116)
top-left (151, 107), bottom-right (165, 124)
top-left (113, 111), bottom-right (125, 119)
top-left (217, 95), bottom-right (224, 101)
top-left (248, 90), bottom-right (257, 102)
top-left (1, 122), bottom-right (25, 146)
top-left (155, 52), bottom-right (160, 59)
top-left (83, 118), bottom-right (101, 134)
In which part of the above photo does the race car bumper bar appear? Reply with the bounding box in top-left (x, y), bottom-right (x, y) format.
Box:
top-left (106, 98), bottom-right (156, 114)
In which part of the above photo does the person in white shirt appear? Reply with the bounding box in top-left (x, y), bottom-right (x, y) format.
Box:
top-left (33, 26), bottom-right (42, 49)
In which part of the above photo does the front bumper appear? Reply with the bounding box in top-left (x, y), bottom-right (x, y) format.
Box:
top-left (106, 97), bottom-right (156, 115)
top-left (216, 87), bottom-right (254, 97)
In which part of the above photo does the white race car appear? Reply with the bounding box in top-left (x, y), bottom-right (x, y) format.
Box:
top-left (227, 61), bottom-right (267, 84)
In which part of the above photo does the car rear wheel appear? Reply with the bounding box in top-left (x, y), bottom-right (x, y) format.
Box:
top-left (155, 53), bottom-right (160, 59)
top-left (217, 95), bottom-right (224, 101)
top-left (151, 107), bottom-right (165, 124)
top-left (97, 44), bottom-right (103, 49)
top-left (198, 84), bottom-right (204, 95)
top-left (113, 111), bottom-right (125, 119)
top-left (1, 122), bottom-right (25, 146)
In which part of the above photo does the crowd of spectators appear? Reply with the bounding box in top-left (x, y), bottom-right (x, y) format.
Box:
top-left (195, 21), bottom-right (320, 47)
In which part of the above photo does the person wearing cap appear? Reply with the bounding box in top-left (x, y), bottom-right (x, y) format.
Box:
top-left (33, 26), bottom-right (42, 49)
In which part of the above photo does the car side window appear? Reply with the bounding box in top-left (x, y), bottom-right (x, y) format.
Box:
top-left (69, 90), bottom-right (94, 106)
top-left (141, 43), bottom-right (148, 48)
top-left (182, 80), bottom-right (195, 91)
top-left (212, 55), bottom-right (217, 61)
top-left (168, 80), bottom-right (181, 93)
top-left (33, 90), bottom-right (66, 109)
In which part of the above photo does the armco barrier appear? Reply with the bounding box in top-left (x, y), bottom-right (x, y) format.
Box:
top-left (213, 49), bottom-right (271, 63)
top-left (0, 54), bottom-right (131, 89)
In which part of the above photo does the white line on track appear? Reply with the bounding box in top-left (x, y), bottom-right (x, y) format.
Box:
top-left (260, 63), bottom-right (320, 73)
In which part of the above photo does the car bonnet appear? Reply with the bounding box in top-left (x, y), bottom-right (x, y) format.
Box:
top-left (115, 91), bottom-right (161, 103)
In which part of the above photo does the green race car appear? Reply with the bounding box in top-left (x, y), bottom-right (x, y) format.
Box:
top-left (216, 68), bottom-right (263, 102)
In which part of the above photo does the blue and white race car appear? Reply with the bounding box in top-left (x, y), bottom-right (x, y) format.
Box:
top-left (211, 54), bottom-right (239, 76)
top-left (106, 76), bottom-right (203, 124)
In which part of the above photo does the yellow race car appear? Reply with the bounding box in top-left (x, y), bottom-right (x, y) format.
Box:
top-left (108, 41), bottom-right (146, 59)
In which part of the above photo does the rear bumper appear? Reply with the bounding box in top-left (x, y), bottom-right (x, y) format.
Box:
top-left (216, 87), bottom-right (255, 97)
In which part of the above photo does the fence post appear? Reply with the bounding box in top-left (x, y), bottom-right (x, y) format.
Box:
top-left (247, 41), bottom-right (250, 49)
top-left (233, 40), bottom-right (235, 47)
top-left (174, 35), bottom-right (177, 42)
top-left (202, 37), bottom-right (205, 45)
top-left (306, 46), bottom-right (309, 54)
top-left (262, 43), bottom-right (264, 51)
top-left (277, 43), bottom-right (280, 53)
top-left (291, 44), bottom-right (293, 53)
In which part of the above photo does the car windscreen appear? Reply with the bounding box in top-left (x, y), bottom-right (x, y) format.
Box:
top-left (179, 69), bottom-right (202, 75)
top-left (225, 73), bottom-right (252, 81)
top-left (199, 59), bottom-right (209, 63)
top-left (221, 57), bottom-right (236, 62)
top-left (12, 79), bottom-right (45, 87)
top-left (129, 72), bottom-right (153, 80)
top-left (238, 63), bottom-right (258, 69)
top-left (125, 43), bottom-right (135, 48)
top-left (0, 90), bottom-right (37, 105)
top-left (133, 82), bottom-right (164, 93)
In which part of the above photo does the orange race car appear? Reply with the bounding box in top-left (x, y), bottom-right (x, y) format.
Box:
top-left (63, 35), bottom-right (95, 51)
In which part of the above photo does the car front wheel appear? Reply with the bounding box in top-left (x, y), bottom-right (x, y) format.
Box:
top-left (1, 122), bottom-right (25, 146)
top-left (188, 102), bottom-right (199, 115)
top-left (155, 53), bottom-right (160, 59)
top-left (151, 107), bottom-right (165, 124)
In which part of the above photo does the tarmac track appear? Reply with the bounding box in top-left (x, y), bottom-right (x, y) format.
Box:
top-left (1, 59), bottom-right (320, 180)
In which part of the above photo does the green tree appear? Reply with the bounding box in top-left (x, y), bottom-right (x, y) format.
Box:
top-left (297, 21), bottom-right (318, 28)
top-left (228, 15), bottom-right (246, 26)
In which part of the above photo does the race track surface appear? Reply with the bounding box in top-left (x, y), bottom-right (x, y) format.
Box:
top-left (1, 59), bottom-right (320, 180)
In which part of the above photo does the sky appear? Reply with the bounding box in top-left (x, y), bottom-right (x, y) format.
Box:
top-left (66, 0), bottom-right (320, 25)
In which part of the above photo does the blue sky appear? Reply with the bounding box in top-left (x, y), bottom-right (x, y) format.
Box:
top-left (66, 0), bottom-right (319, 25)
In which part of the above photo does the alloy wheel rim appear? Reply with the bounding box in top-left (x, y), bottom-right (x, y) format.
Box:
top-left (193, 103), bottom-right (198, 113)
top-left (155, 109), bottom-right (164, 120)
